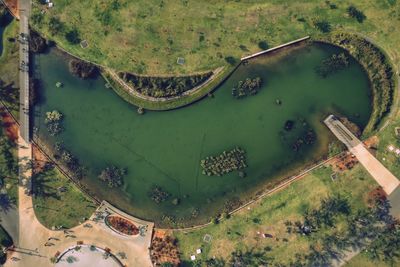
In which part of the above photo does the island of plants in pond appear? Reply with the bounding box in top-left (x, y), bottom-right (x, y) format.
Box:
top-left (98, 166), bottom-right (126, 188)
top-left (232, 77), bottom-right (262, 99)
top-left (201, 147), bottom-right (247, 177)
top-left (149, 185), bottom-right (171, 204)
top-left (280, 119), bottom-right (317, 152)
top-left (106, 215), bottom-right (139, 235)
top-left (119, 71), bottom-right (213, 98)
top-left (45, 110), bottom-right (63, 136)
top-left (315, 53), bottom-right (350, 78)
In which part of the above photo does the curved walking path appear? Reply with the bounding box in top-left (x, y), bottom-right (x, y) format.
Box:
top-left (5, 134), bottom-right (154, 267)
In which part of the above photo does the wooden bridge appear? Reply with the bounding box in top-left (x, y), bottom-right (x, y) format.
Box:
top-left (324, 115), bottom-right (400, 195)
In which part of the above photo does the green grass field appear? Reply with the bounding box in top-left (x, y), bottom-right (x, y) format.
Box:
top-left (32, 165), bottom-right (97, 229)
top-left (173, 164), bottom-right (379, 265)
top-left (31, 0), bottom-right (400, 75)
top-left (345, 253), bottom-right (394, 267)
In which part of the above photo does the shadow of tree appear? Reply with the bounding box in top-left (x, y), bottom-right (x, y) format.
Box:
top-left (0, 193), bottom-right (16, 213)
top-left (32, 168), bottom-right (61, 200)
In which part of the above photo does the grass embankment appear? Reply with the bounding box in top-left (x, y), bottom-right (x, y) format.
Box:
top-left (103, 65), bottom-right (236, 110)
top-left (173, 164), bottom-right (378, 265)
top-left (345, 253), bottom-right (396, 267)
top-left (30, 1), bottom-right (400, 76)
top-left (32, 148), bottom-right (97, 229)
top-left (0, 18), bottom-right (19, 118)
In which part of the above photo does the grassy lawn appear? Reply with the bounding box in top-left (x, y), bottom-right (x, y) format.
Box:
top-left (0, 18), bottom-right (19, 118)
top-left (345, 252), bottom-right (396, 267)
top-left (31, 0), bottom-right (400, 76)
top-left (32, 165), bottom-right (97, 229)
top-left (173, 164), bottom-right (378, 265)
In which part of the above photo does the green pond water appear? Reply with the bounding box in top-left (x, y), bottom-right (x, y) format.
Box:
top-left (33, 43), bottom-right (372, 226)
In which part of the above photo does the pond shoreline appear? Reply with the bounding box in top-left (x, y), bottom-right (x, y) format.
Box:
top-left (32, 40), bottom-right (374, 227)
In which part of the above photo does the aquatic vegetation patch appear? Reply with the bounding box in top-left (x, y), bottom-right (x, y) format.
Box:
top-left (98, 166), bottom-right (126, 188)
top-left (149, 185), bottom-right (171, 204)
top-left (201, 147), bottom-right (247, 177)
top-left (45, 110), bottom-right (63, 136)
top-left (315, 53), bottom-right (349, 78)
top-left (232, 77), bottom-right (262, 99)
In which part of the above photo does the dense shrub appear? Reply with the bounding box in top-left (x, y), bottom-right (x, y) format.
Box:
top-left (225, 56), bottom-right (237, 65)
top-left (30, 31), bottom-right (47, 53)
top-left (65, 28), bottom-right (81, 44)
top-left (120, 71), bottom-right (213, 98)
top-left (347, 6), bottom-right (366, 23)
top-left (69, 59), bottom-right (98, 79)
top-left (258, 41), bottom-right (269, 50)
top-left (48, 17), bottom-right (64, 36)
top-left (313, 20), bottom-right (331, 33)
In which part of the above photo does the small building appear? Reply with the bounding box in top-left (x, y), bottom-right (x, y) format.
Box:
top-left (190, 255), bottom-right (196, 261)
top-left (80, 40), bottom-right (89, 49)
top-left (177, 57), bottom-right (185, 65)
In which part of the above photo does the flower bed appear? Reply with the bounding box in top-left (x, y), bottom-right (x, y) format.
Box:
top-left (105, 215), bottom-right (139, 236)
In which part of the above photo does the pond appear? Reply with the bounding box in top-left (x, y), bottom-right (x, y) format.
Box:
top-left (33, 42), bottom-right (372, 226)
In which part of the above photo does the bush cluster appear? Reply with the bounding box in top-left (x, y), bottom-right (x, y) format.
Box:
top-left (69, 59), bottom-right (98, 79)
top-left (120, 72), bottom-right (213, 98)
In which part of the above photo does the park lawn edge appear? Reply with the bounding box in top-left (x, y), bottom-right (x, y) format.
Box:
top-left (32, 163), bottom-right (97, 230)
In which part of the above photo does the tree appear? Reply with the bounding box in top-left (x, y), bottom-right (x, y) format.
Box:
top-left (258, 41), bottom-right (268, 50)
top-left (347, 6), bottom-right (366, 23)
top-left (65, 28), bottom-right (81, 44)
top-left (225, 56), bottom-right (237, 65)
top-left (48, 17), bottom-right (64, 36)
top-left (313, 20), bottom-right (331, 33)
top-left (31, 12), bottom-right (44, 26)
